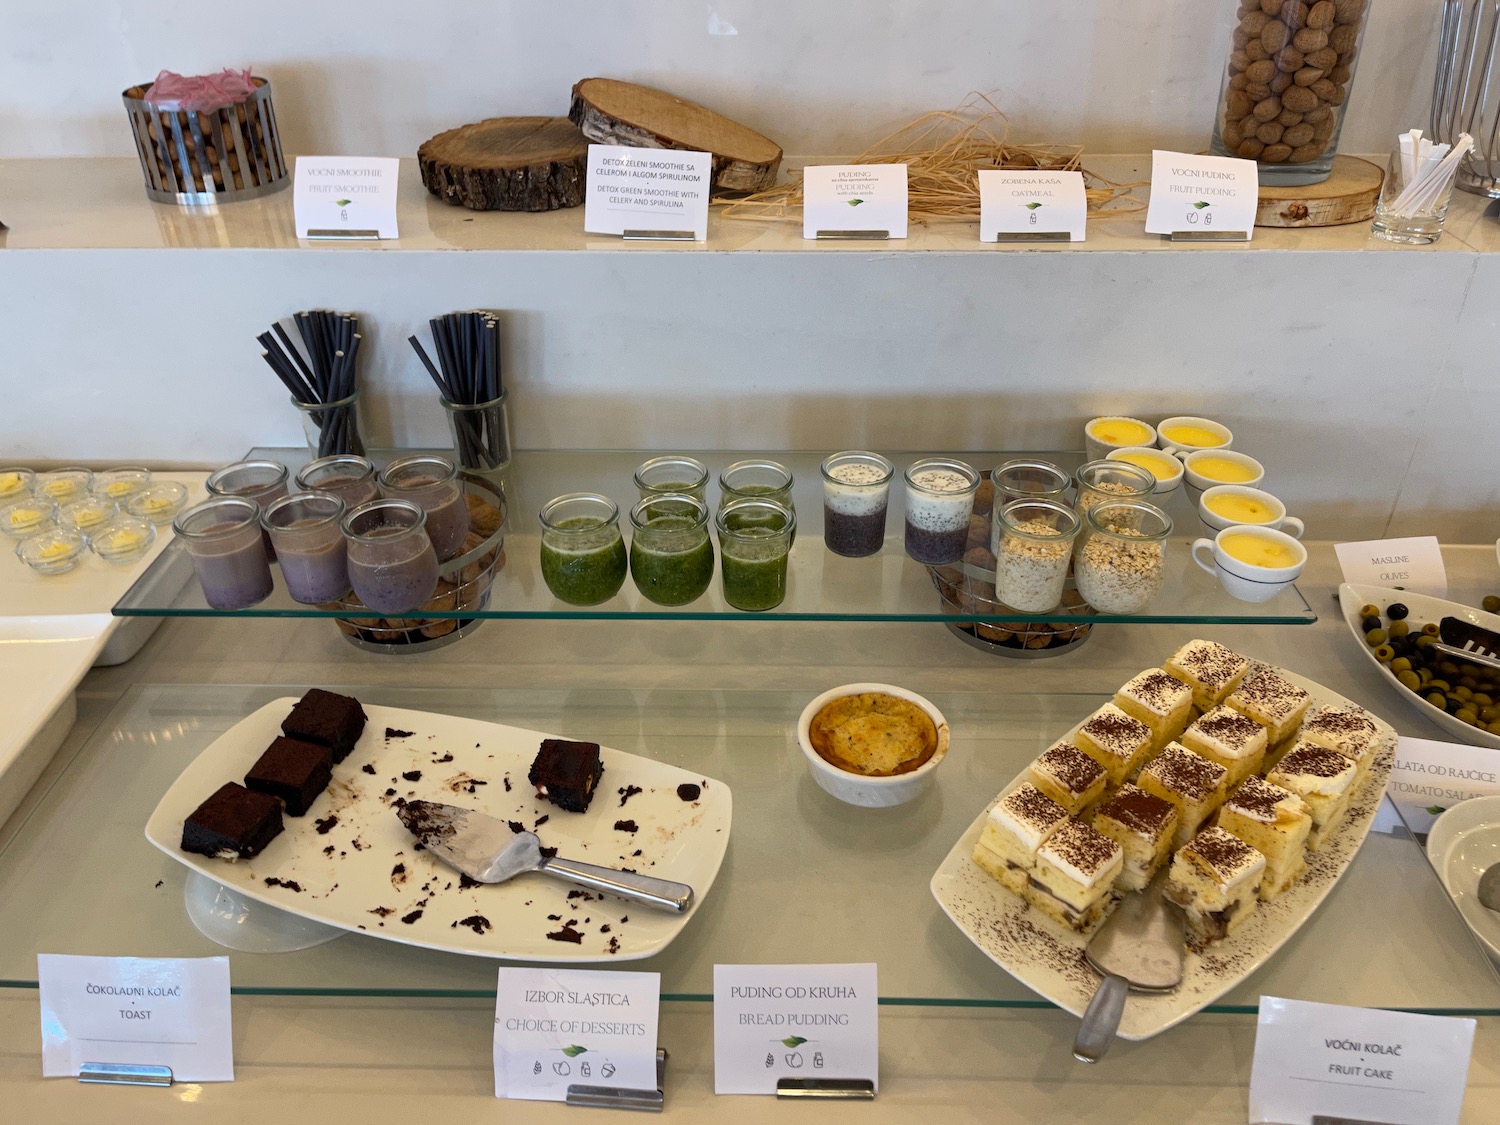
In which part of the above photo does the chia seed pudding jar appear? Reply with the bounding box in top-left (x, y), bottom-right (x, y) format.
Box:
top-left (1074, 460), bottom-right (1157, 520)
top-left (1074, 500), bottom-right (1172, 615)
top-left (903, 458), bottom-right (980, 565)
top-left (820, 451), bottom-right (894, 558)
top-left (539, 492), bottom-right (628, 607)
top-left (173, 496), bottom-right (274, 610)
top-left (378, 454), bottom-right (470, 562)
top-left (995, 498), bottom-right (1080, 613)
top-left (716, 497), bottom-right (796, 612)
top-left (262, 492), bottom-right (350, 605)
top-left (989, 459), bottom-right (1072, 556)
top-left (296, 454), bottom-right (379, 509)
top-left (629, 494), bottom-right (714, 607)
top-left (634, 456), bottom-right (710, 504)
top-left (341, 498), bottom-right (440, 614)
top-left (207, 459), bottom-right (290, 560)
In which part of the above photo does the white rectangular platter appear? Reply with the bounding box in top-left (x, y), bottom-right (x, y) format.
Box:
top-left (929, 664), bottom-right (1395, 1040)
top-left (145, 699), bottom-right (732, 962)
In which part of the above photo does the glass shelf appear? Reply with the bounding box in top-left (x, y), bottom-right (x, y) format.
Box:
top-left (113, 449), bottom-right (1317, 626)
top-left (1, 684), bottom-right (1494, 1014)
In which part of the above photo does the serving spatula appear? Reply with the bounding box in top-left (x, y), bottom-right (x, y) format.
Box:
top-left (1072, 872), bottom-right (1185, 1062)
top-left (395, 799), bottom-right (694, 913)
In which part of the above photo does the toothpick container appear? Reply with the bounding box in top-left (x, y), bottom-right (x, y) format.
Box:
top-left (122, 76), bottom-right (289, 205)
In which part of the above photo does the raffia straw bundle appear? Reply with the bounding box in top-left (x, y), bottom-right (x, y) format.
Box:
top-left (719, 94), bottom-right (1142, 222)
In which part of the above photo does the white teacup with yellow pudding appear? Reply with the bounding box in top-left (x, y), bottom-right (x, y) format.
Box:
top-left (1198, 485), bottom-right (1304, 538)
top-left (1191, 525), bottom-right (1306, 603)
top-left (1106, 446), bottom-right (1185, 495)
top-left (1181, 449), bottom-right (1265, 498)
top-left (1084, 416), bottom-right (1157, 462)
top-left (1157, 416), bottom-right (1233, 457)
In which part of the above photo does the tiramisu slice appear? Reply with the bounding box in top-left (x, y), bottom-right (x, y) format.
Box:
top-left (1164, 639), bottom-right (1249, 712)
top-left (1181, 705), bottom-right (1268, 789)
top-left (1027, 740), bottom-right (1108, 817)
top-left (1075, 703), bottom-right (1154, 787)
top-left (1114, 668), bottom-right (1194, 752)
top-left (1296, 705), bottom-right (1382, 785)
top-left (1164, 826), bottom-right (1266, 943)
top-left (972, 783), bottom-right (1068, 894)
top-left (1092, 784), bottom-right (1179, 892)
top-left (1267, 742), bottom-right (1357, 851)
top-left (1217, 776), bottom-right (1311, 900)
top-left (1023, 818), bottom-right (1124, 933)
top-left (1138, 742), bottom-right (1229, 848)
top-left (1225, 668), bottom-right (1312, 747)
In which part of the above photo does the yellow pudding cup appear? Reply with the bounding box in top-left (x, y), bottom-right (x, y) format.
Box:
top-left (1084, 416), bottom-right (1157, 462)
top-left (1106, 446), bottom-right (1184, 494)
top-left (1198, 485), bottom-right (1304, 538)
top-left (1156, 416), bottom-right (1232, 457)
top-left (1181, 449), bottom-right (1264, 496)
top-left (1191, 524), bottom-right (1306, 603)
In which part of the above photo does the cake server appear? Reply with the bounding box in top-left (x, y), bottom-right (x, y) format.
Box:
top-left (395, 799), bottom-right (694, 914)
top-left (1072, 872), bottom-right (1184, 1063)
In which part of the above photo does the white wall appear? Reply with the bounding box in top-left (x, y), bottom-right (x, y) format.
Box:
top-left (0, 0), bottom-right (1442, 160)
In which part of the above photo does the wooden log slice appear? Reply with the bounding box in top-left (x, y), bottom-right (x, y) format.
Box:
top-left (418, 116), bottom-right (587, 211)
top-left (1254, 155), bottom-right (1383, 227)
top-left (569, 77), bottom-right (782, 193)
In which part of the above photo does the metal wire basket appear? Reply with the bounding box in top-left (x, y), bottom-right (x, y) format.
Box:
top-left (331, 473), bottom-right (507, 653)
top-left (1432, 0), bottom-right (1500, 196)
top-left (122, 76), bottom-right (288, 204)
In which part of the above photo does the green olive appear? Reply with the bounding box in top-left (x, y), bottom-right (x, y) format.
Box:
top-left (1481, 705), bottom-right (1500, 723)
top-left (1423, 623), bottom-right (1442, 637)
top-left (1374, 645), bottom-right (1396, 662)
top-left (1360, 603), bottom-right (1381, 617)
top-left (1388, 620), bottom-right (1411, 638)
top-left (1484, 595), bottom-right (1500, 613)
top-left (1390, 657), bottom-right (1413, 673)
top-left (1398, 670), bottom-right (1422, 691)
top-left (1473, 693), bottom-right (1494, 708)
top-left (1427, 691), bottom-right (1448, 708)
top-left (1430, 679), bottom-right (1452, 693)
top-left (1366, 628), bottom-right (1388, 646)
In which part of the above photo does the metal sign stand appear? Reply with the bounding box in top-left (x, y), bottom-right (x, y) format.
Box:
top-left (78, 1063), bottom-right (174, 1087)
top-left (815, 230), bottom-right (890, 240)
top-left (1167, 229), bottom-right (1252, 242)
top-left (303, 229), bottom-right (381, 240)
top-left (988, 231), bottom-right (1072, 243)
top-left (622, 230), bottom-right (696, 241)
top-left (776, 1077), bottom-right (877, 1100)
top-left (565, 1048), bottom-right (668, 1112)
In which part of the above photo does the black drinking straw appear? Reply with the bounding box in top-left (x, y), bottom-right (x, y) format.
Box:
top-left (257, 310), bottom-right (365, 458)
top-left (408, 310), bottom-right (508, 473)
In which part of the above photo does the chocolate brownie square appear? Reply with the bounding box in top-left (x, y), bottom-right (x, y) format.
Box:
top-left (281, 688), bottom-right (367, 763)
top-left (244, 736), bottom-right (333, 816)
top-left (528, 739), bottom-right (604, 813)
top-left (181, 782), bottom-right (284, 859)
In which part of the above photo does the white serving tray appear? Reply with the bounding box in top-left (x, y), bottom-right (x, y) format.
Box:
top-left (146, 699), bottom-right (732, 962)
top-left (929, 664), bottom-right (1395, 1040)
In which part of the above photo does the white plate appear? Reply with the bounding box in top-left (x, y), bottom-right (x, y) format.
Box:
top-left (145, 699), bottom-right (732, 962)
top-left (1427, 795), bottom-right (1500, 967)
top-left (929, 663), bottom-right (1395, 1040)
top-left (1338, 583), bottom-right (1500, 751)
top-left (0, 613), bottom-right (117, 827)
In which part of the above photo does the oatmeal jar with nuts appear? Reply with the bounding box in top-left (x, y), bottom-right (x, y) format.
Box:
top-left (1212, 0), bottom-right (1373, 185)
top-left (1074, 501), bottom-right (1173, 616)
top-left (995, 498), bottom-right (1081, 614)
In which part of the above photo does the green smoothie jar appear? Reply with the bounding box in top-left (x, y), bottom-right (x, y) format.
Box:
top-left (633, 455), bottom-right (709, 504)
top-left (629, 494), bottom-right (714, 607)
top-left (716, 498), bottom-right (795, 612)
top-left (539, 493), bottom-right (627, 607)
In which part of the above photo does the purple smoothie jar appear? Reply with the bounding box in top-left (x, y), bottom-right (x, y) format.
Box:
top-left (342, 498), bottom-right (440, 614)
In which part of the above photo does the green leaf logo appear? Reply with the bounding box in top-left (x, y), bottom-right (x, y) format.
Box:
top-left (1193, 201), bottom-right (1211, 209)
top-left (1025, 202), bottom-right (1043, 210)
top-left (336, 198), bottom-right (352, 208)
top-left (847, 198), bottom-right (864, 206)
top-left (561, 1045), bottom-right (589, 1057)
top-left (780, 1036), bottom-right (808, 1048)
top-left (1427, 805), bottom-right (1448, 815)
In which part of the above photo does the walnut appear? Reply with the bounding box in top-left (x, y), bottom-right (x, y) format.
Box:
top-left (1271, 72), bottom-right (1294, 94)
top-left (1306, 0), bottom-right (1336, 29)
top-left (1261, 143), bottom-right (1294, 163)
top-left (964, 545), bottom-right (997, 571)
top-left (1260, 0), bottom-right (1282, 13)
top-left (1232, 27), bottom-right (1252, 49)
top-left (1237, 138), bottom-right (1267, 159)
top-left (966, 513), bottom-right (990, 547)
top-left (1281, 0), bottom-right (1310, 28)
top-left (1229, 72), bottom-right (1249, 90)
top-left (1304, 104), bottom-right (1333, 124)
top-left (1312, 117), bottom-right (1337, 143)
top-left (1329, 63), bottom-right (1352, 84)
top-left (1256, 121), bottom-right (1285, 144)
top-left (1329, 24), bottom-right (1359, 52)
top-left (972, 478), bottom-right (996, 515)
top-left (1246, 39), bottom-right (1270, 61)
top-left (1246, 82), bottom-right (1273, 99)
top-left (1242, 10), bottom-right (1273, 33)
top-left (1277, 109), bottom-right (1304, 127)
top-left (1305, 46), bottom-right (1338, 69)
top-left (1333, 0), bottom-right (1366, 22)
top-left (1289, 142), bottom-right (1325, 163)
top-left (1293, 66), bottom-right (1325, 86)
top-left (1221, 121), bottom-right (1246, 149)
top-left (1274, 47), bottom-right (1305, 72)
top-left (1311, 78), bottom-right (1344, 104)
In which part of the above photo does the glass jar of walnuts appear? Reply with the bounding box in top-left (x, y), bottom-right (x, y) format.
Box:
top-left (1211, 0), bottom-right (1373, 185)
